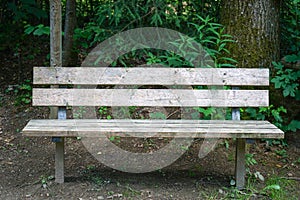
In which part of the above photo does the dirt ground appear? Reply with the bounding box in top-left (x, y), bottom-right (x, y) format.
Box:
top-left (1, 49), bottom-right (300, 199)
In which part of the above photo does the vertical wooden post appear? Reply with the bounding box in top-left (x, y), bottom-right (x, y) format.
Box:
top-left (53, 107), bottom-right (66, 183)
top-left (235, 138), bottom-right (246, 189)
top-left (50, 0), bottom-right (64, 183)
top-left (232, 87), bottom-right (245, 189)
top-left (54, 137), bottom-right (65, 183)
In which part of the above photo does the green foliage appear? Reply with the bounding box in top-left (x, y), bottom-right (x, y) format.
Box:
top-left (197, 107), bottom-right (219, 120)
top-left (275, 149), bottom-right (288, 158)
top-left (40, 175), bottom-right (54, 188)
top-left (6, 80), bottom-right (32, 105)
top-left (266, 138), bottom-right (288, 147)
top-left (190, 15), bottom-right (237, 68)
top-left (243, 105), bottom-right (287, 130)
top-left (287, 120), bottom-right (300, 132)
top-left (109, 136), bottom-right (121, 143)
top-left (140, 15), bottom-right (236, 68)
top-left (74, 1), bottom-right (235, 69)
top-left (0, 0), bottom-right (46, 50)
top-left (73, 106), bottom-right (86, 119)
top-left (264, 176), bottom-right (297, 200)
top-left (74, 22), bottom-right (106, 49)
top-left (197, 107), bottom-right (215, 119)
top-left (149, 112), bottom-right (167, 119)
top-left (242, 105), bottom-right (289, 145)
top-left (271, 58), bottom-right (300, 98)
top-left (98, 106), bottom-right (112, 119)
top-left (245, 153), bottom-right (257, 166)
top-left (146, 52), bottom-right (162, 64)
top-left (195, 107), bottom-right (232, 120)
top-left (280, 0), bottom-right (300, 54)
top-left (159, 15), bottom-right (236, 68)
top-left (7, 0), bottom-right (47, 21)
top-left (271, 53), bottom-right (300, 133)
top-left (275, 1), bottom-right (300, 135)
top-left (24, 24), bottom-right (50, 36)
top-left (223, 175), bottom-right (297, 200)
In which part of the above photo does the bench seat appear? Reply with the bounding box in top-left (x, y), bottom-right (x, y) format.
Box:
top-left (22, 119), bottom-right (284, 138)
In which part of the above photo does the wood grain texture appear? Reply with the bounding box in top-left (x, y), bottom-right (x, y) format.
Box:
top-left (33, 67), bottom-right (269, 86)
top-left (32, 88), bottom-right (269, 107)
top-left (22, 119), bottom-right (284, 138)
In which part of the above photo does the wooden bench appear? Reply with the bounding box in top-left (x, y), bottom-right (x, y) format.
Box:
top-left (22, 67), bottom-right (284, 189)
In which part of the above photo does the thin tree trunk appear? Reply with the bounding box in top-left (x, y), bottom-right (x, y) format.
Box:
top-left (63, 0), bottom-right (77, 66)
top-left (89, 0), bottom-right (94, 17)
top-left (220, 0), bottom-right (280, 68)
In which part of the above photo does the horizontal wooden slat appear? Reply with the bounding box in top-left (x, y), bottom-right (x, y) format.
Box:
top-left (32, 89), bottom-right (269, 107)
top-left (22, 119), bottom-right (284, 138)
top-left (34, 67), bottom-right (269, 86)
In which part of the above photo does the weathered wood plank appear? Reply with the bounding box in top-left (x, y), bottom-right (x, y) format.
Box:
top-left (22, 119), bottom-right (273, 124)
top-left (22, 119), bottom-right (284, 138)
top-left (33, 67), bottom-right (269, 86)
top-left (32, 89), bottom-right (269, 107)
top-left (21, 127), bottom-right (284, 135)
top-left (49, 0), bottom-right (62, 122)
top-left (22, 119), bottom-right (280, 128)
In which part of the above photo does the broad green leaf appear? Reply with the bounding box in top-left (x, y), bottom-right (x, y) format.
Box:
top-left (288, 120), bottom-right (300, 132)
top-left (263, 184), bottom-right (280, 191)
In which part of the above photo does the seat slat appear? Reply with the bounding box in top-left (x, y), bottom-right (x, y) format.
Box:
top-left (32, 88), bottom-right (269, 107)
top-left (23, 119), bottom-right (272, 125)
top-left (23, 119), bottom-right (276, 128)
top-left (22, 119), bottom-right (284, 139)
top-left (34, 67), bottom-right (269, 86)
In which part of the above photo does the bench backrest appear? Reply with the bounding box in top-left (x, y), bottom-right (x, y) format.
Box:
top-left (32, 67), bottom-right (269, 108)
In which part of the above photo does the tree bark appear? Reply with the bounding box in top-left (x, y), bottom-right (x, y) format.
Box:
top-left (63, 0), bottom-right (77, 66)
top-left (220, 0), bottom-right (280, 68)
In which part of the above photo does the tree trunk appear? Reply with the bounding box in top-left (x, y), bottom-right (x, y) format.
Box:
top-left (63, 0), bottom-right (77, 66)
top-left (220, 0), bottom-right (280, 68)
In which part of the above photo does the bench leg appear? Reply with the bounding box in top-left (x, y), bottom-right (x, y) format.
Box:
top-left (235, 138), bottom-right (246, 189)
top-left (55, 137), bottom-right (65, 183)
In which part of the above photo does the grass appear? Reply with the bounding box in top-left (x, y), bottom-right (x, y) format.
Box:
top-left (194, 174), bottom-right (298, 199)
top-left (264, 176), bottom-right (298, 200)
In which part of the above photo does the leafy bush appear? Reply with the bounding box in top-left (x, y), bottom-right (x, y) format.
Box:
top-left (243, 106), bottom-right (287, 130)
top-left (271, 53), bottom-right (300, 98)
top-left (271, 52), bottom-right (300, 133)
top-left (73, 1), bottom-right (235, 69)
top-left (189, 15), bottom-right (237, 68)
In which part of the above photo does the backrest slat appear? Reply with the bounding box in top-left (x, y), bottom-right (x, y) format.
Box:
top-left (34, 67), bottom-right (269, 86)
top-left (32, 88), bottom-right (269, 107)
